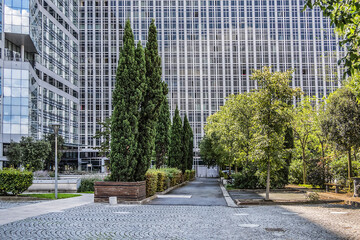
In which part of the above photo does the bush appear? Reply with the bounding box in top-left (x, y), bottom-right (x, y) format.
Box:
top-left (330, 155), bottom-right (360, 185)
top-left (289, 159), bottom-right (303, 184)
top-left (157, 171), bottom-right (166, 192)
top-left (0, 168), bottom-right (33, 195)
top-left (184, 170), bottom-right (191, 181)
top-left (232, 167), bottom-right (260, 189)
top-left (77, 178), bottom-right (102, 192)
top-left (162, 168), bottom-right (182, 186)
top-left (145, 170), bottom-right (158, 197)
top-left (306, 192), bottom-right (320, 201)
top-left (306, 159), bottom-right (331, 188)
top-left (190, 170), bottom-right (195, 180)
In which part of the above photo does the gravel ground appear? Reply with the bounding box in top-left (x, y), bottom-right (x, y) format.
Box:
top-left (282, 204), bottom-right (360, 240)
top-left (0, 200), bottom-right (48, 210)
top-left (0, 203), bottom-right (347, 240)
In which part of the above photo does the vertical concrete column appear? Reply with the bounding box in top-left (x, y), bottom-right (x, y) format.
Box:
top-left (21, 45), bottom-right (25, 61)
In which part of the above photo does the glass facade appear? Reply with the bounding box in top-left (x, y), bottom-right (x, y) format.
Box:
top-left (4, 0), bottom-right (30, 34)
top-left (0, 0), bottom-right (79, 168)
top-left (2, 69), bottom-right (29, 135)
top-left (79, 0), bottom-right (344, 169)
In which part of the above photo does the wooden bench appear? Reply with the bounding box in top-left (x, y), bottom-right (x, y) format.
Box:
top-left (325, 183), bottom-right (343, 193)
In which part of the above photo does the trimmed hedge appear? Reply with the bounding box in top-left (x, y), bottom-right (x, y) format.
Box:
top-left (77, 178), bottom-right (102, 192)
top-left (145, 168), bottom-right (190, 197)
top-left (184, 170), bottom-right (191, 181)
top-left (145, 170), bottom-right (158, 197)
top-left (0, 168), bottom-right (33, 195)
top-left (190, 170), bottom-right (195, 180)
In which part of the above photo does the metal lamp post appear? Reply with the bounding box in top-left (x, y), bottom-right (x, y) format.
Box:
top-left (50, 123), bottom-right (60, 199)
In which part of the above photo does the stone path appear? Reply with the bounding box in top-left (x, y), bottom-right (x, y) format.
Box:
top-left (148, 178), bottom-right (227, 206)
top-left (0, 194), bottom-right (93, 225)
top-left (0, 203), bottom-right (343, 239)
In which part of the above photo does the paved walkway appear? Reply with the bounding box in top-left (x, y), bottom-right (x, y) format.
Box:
top-left (0, 194), bottom-right (93, 225)
top-left (148, 178), bottom-right (227, 206)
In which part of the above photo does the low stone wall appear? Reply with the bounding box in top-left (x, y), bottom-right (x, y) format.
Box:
top-left (94, 181), bottom-right (146, 202)
top-left (27, 179), bottom-right (81, 193)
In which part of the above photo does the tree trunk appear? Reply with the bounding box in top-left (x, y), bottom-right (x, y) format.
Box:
top-left (234, 161), bottom-right (238, 174)
top-left (302, 148), bottom-right (306, 184)
top-left (348, 149), bottom-right (352, 191)
top-left (265, 160), bottom-right (271, 201)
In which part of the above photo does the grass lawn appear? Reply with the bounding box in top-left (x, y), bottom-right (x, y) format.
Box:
top-left (20, 193), bottom-right (82, 199)
top-left (299, 184), bottom-right (321, 189)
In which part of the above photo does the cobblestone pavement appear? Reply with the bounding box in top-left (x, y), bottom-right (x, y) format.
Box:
top-left (0, 200), bottom-right (47, 210)
top-left (0, 203), bottom-right (346, 240)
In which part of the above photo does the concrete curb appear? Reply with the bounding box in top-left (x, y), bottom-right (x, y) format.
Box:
top-left (219, 183), bottom-right (238, 208)
top-left (235, 199), bottom-right (344, 206)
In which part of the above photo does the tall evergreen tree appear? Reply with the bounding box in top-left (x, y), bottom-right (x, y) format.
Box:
top-left (169, 106), bottom-right (183, 168)
top-left (182, 114), bottom-right (193, 172)
top-left (110, 20), bottom-right (145, 182)
top-left (135, 19), bottom-right (166, 180)
top-left (187, 121), bottom-right (194, 170)
top-left (155, 96), bottom-right (171, 168)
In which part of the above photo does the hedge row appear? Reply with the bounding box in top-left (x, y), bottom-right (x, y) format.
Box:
top-left (77, 178), bottom-right (103, 192)
top-left (145, 168), bottom-right (195, 197)
top-left (0, 168), bottom-right (33, 195)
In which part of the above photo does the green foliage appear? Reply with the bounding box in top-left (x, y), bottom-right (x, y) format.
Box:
top-left (77, 178), bottom-right (102, 192)
top-left (330, 155), bottom-right (360, 185)
top-left (184, 170), bottom-right (191, 181)
top-left (7, 137), bottom-right (51, 171)
top-left (43, 133), bottom-right (65, 171)
top-left (321, 86), bottom-right (360, 183)
top-left (190, 170), bottom-right (195, 180)
top-left (93, 117), bottom-right (111, 158)
top-left (110, 20), bottom-right (146, 182)
top-left (199, 134), bottom-right (222, 167)
top-left (232, 167), bottom-right (259, 189)
top-left (156, 171), bottom-right (166, 192)
top-left (289, 159), bottom-right (304, 185)
top-left (306, 158), bottom-right (332, 188)
top-left (0, 168), bottom-right (33, 195)
top-left (182, 115), bottom-right (193, 172)
top-left (155, 97), bottom-right (171, 168)
top-left (305, 0), bottom-right (360, 77)
top-left (251, 67), bottom-right (300, 199)
top-left (145, 170), bottom-right (158, 197)
top-left (169, 106), bottom-right (183, 168)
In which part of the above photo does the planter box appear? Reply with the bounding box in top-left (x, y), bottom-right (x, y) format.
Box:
top-left (94, 181), bottom-right (146, 203)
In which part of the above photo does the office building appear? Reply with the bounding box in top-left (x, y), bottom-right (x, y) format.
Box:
top-left (0, 0), bottom-right (79, 169)
top-left (78, 0), bottom-right (343, 171)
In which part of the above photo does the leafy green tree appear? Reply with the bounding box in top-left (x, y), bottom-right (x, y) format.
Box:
top-left (110, 20), bottom-right (145, 182)
top-left (155, 97), bottom-right (171, 168)
top-left (305, 1), bottom-right (360, 77)
top-left (199, 134), bottom-right (222, 167)
top-left (44, 133), bottom-right (65, 171)
top-left (292, 97), bottom-right (318, 184)
top-left (251, 67), bottom-right (299, 200)
top-left (182, 114), bottom-right (193, 172)
top-left (321, 86), bottom-right (360, 188)
top-left (169, 106), bottom-right (183, 168)
top-left (7, 137), bottom-right (51, 171)
top-left (93, 117), bottom-right (111, 158)
top-left (135, 20), bottom-right (166, 180)
top-left (7, 141), bottom-right (22, 168)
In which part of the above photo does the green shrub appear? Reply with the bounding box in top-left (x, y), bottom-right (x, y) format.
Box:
top-left (289, 159), bottom-right (303, 184)
top-left (219, 171), bottom-right (225, 178)
top-left (184, 170), bottom-right (191, 181)
top-left (190, 170), bottom-right (195, 180)
top-left (77, 178), bottom-right (102, 192)
top-left (145, 170), bottom-right (158, 197)
top-left (330, 155), bottom-right (360, 185)
top-left (157, 171), bottom-right (166, 192)
top-left (0, 168), bottom-right (33, 195)
top-left (232, 167), bottom-right (260, 189)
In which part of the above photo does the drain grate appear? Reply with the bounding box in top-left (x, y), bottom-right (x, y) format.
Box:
top-left (265, 228), bottom-right (285, 232)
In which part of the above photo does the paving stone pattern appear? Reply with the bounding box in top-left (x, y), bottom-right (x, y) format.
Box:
top-left (0, 203), bottom-right (342, 240)
top-left (0, 200), bottom-right (47, 210)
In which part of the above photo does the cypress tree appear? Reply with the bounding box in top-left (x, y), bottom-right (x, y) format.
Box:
top-left (110, 20), bottom-right (145, 182)
top-left (169, 106), bottom-right (183, 168)
top-left (155, 96), bottom-right (171, 168)
top-left (181, 114), bottom-right (191, 172)
top-left (135, 19), bottom-right (166, 180)
top-left (187, 123), bottom-right (194, 170)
